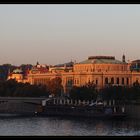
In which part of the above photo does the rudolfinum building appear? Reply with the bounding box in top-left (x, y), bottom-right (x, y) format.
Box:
top-left (8, 55), bottom-right (140, 94)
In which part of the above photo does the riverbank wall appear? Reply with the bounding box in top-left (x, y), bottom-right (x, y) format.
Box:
top-left (0, 97), bottom-right (139, 119)
top-left (125, 101), bottom-right (140, 119)
top-left (0, 97), bottom-right (45, 115)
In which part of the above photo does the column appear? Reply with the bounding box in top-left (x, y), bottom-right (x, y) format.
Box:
top-left (122, 106), bottom-right (125, 113)
top-left (63, 99), bottom-right (65, 105)
top-left (109, 100), bottom-right (111, 106)
top-left (60, 99), bottom-right (62, 105)
top-left (53, 99), bottom-right (56, 105)
top-left (114, 107), bottom-right (116, 113)
top-left (78, 100), bottom-right (81, 105)
top-left (113, 100), bottom-right (115, 106)
top-left (67, 99), bottom-right (69, 105)
top-left (103, 100), bottom-right (107, 106)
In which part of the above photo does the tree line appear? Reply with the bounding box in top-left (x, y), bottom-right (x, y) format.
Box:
top-left (69, 81), bottom-right (140, 101)
top-left (0, 77), bottom-right (62, 97)
top-left (69, 81), bottom-right (97, 101)
top-left (0, 78), bottom-right (140, 101)
top-left (101, 81), bottom-right (140, 101)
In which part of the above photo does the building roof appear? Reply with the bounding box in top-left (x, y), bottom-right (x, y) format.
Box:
top-left (130, 60), bottom-right (140, 71)
top-left (54, 61), bottom-right (74, 67)
top-left (79, 56), bottom-right (125, 64)
top-left (131, 60), bottom-right (140, 63)
top-left (31, 66), bottom-right (49, 73)
top-left (13, 69), bottom-right (23, 74)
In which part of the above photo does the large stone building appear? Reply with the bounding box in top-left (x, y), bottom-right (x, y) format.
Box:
top-left (7, 55), bottom-right (140, 94)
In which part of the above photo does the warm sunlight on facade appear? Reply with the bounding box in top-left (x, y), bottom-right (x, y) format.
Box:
top-left (8, 55), bottom-right (140, 94)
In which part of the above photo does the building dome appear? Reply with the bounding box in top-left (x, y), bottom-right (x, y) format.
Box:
top-left (79, 56), bottom-right (124, 64)
top-left (13, 69), bottom-right (23, 74)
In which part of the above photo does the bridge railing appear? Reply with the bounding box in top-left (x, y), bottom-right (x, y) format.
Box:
top-left (41, 98), bottom-right (126, 113)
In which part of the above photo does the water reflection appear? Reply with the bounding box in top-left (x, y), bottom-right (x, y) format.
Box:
top-left (0, 116), bottom-right (139, 136)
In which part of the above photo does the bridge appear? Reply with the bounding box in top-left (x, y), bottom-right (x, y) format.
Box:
top-left (0, 97), bottom-right (49, 115)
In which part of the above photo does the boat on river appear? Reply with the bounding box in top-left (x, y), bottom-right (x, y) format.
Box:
top-left (39, 103), bottom-right (127, 119)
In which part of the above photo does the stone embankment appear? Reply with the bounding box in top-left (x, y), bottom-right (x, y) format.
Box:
top-left (40, 98), bottom-right (126, 118)
top-left (0, 97), bottom-right (138, 119)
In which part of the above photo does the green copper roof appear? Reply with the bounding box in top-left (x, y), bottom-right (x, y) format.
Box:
top-left (79, 56), bottom-right (125, 64)
top-left (13, 69), bottom-right (23, 73)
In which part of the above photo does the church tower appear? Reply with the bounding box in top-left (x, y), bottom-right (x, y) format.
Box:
top-left (122, 54), bottom-right (126, 63)
top-left (36, 61), bottom-right (39, 66)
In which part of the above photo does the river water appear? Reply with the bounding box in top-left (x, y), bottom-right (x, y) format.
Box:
top-left (0, 116), bottom-right (139, 136)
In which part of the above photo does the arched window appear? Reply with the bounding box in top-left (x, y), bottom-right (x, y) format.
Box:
top-left (96, 79), bottom-right (98, 85)
top-left (116, 78), bottom-right (119, 85)
top-left (105, 77), bottom-right (108, 84)
top-left (77, 79), bottom-right (79, 84)
top-left (122, 78), bottom-right (124, 85)
top-left (111, 77), bottom-right (114, 84)
top-left (127, 78), bottom-right (129, 85)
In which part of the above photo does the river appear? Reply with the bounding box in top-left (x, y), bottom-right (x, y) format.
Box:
top-left (0, 115), bottom-right (139, 136)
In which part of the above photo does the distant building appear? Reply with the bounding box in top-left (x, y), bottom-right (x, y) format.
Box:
top-left (7, 68), bottom-right (25, 83)
top-left (7, 55), bottom-right (140, 94)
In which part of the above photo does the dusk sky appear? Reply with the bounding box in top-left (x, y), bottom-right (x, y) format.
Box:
top-left (0, 4), bottom-right (140, 65)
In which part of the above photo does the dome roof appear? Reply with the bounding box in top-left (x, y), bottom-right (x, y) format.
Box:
top-left (79, 56), bottom-right (125, 64)
top-left (13, 69), bottom-right (23, 74)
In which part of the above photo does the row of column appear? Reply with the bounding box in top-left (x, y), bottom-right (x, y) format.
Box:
top-left (52, 99), bottom-right (117, 106)
top-left (42, 99), bottom-right (125, 113)
top-left (53, 99), bottom-right (93, 106)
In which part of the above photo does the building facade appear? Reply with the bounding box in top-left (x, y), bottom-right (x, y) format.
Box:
top-left (7, 55), bottom-right (140, 94)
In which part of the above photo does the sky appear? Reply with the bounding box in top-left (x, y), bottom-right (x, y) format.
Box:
top-left (0, 4), bottom-right (140, 65)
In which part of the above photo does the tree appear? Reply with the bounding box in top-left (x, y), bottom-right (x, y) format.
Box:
top-left (69, 81), bottom-right (97, 101)
top-left (46, 77), bottom-right (63, 97)
top-left (101, 84), bottom-right (140, 101)
top-left (101, 85), bottom-right (127, 101)
top-left (0, 79), bottom-right (49, 97)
